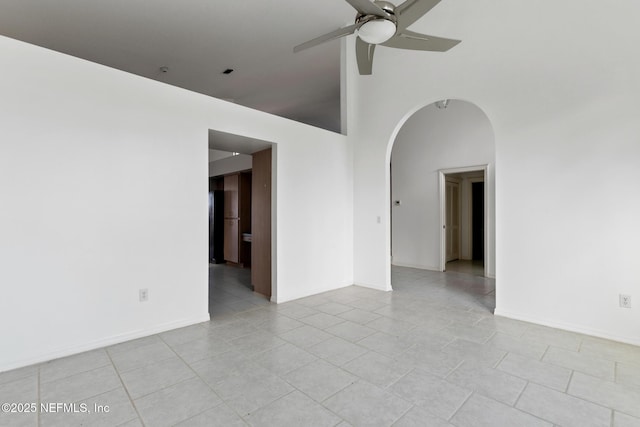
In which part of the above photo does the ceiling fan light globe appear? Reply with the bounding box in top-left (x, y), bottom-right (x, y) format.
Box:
top-left (357, 19), bottom-right (396, 44)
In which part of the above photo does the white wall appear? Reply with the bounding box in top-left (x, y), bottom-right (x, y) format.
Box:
top-left (349, 0), bottom-right (640, 344)
top-left (208, 153), bottom-right (252, 177)
top-left (391, 101), bottom-right (494, 275)
top-left (0, 35), bottom-right (353, 371)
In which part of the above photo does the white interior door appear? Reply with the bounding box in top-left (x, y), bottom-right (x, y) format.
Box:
top-left (446, 180), bottom-right (460, 262)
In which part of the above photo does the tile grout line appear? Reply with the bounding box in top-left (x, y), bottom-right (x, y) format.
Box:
top-left (240, 389), bottom-right (296, 425)
top-left (276, 354), bottom-right (360, 417)
top-left (565, 370), bottom-right (575, 393)
top-left (538, 344), bottom-right (551, 362)
top-left (390, 402), bottom-right (415, 425)
top-left (447, 390), bottom-right (474, 421)
top-left (492, 349), bottom-right (509, 369)
top-left (321, 378), bottom-right (408, 426)
top-left (483, 330), bottom-right (497, 344)
top-left (445, 359), bottom-right (466, 379)
top-left (512, 381), bottom-right (529, 408)
top-left (37, 365), bottom-right (41, 427)
top-left (516, 378), bottom-right (619, 427)
top-left (105, 346), bottom-right (147, 427)
top-left (40, 361), bottom-right (125, 420)
top-left (610, 408), bottom-right (615, 427)
top-left (156, 333), bottom-right (244, 424)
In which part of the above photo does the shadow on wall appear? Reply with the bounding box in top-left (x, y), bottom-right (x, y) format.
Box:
top-left (388, 99), bottom-right (496, 277)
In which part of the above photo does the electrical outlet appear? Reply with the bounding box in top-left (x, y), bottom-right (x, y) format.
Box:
top-left (139, 288), bottom-right (149, 302)
top-left (619, 294), bottom-right (631, 308)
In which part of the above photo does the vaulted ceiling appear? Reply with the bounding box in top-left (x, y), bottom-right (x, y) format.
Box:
top-left (0, 0), bottom-right (367, 133)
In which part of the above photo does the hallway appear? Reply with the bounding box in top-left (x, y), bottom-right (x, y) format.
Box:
top-left (445, 260), bottom-right (486, 278)
top-left (208, 264), bottom-right (269, 318)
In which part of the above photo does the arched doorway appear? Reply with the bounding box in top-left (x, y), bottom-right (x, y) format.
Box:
top-left (387, 99), bottom-right (496, 311)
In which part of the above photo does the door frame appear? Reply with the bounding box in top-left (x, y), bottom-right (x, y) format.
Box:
top-left (208, 131), bottom-right (278, 303)
top-left (444, 177), bottom-right (461, 263)
top-left (438, 165), bottom-right (489, 276)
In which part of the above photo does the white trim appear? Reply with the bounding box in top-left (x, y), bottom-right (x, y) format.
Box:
top-left (271, 144), bottom-right (278, 302)
top-left (354, 281), bottom-right (393, 292)
top-left (0, 314), bottom-right (210, 373)
top-left (494, 308), bottom-right (640, 347)
top-left (391, 261), bottom-right (441, 271)
top-left (484, 167), bottom-right (490, 278)
top-left (273, 282), bottom-right (354, 303)
top-left (439, 165), bottom-right (489, 277)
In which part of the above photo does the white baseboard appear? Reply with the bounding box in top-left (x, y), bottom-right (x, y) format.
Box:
top-left (391, 261), bottom-right (441, 272)
top-left (274, 282), bottom-right (353, 304)
top-left (0, 313), bottom-right (210, 373)
top-left (275, 282), bottom-right (393, 302)
top-left (393, 261), bottom-right (496, 279)
top-left (494, 308), bottom-right (640, 347)
top-left (354, 281), bottom-right (392, 292)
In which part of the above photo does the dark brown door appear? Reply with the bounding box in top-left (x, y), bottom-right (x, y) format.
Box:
top-left (224, 174), bottom-right (239, 219)
top-left (251, 148), bottom-right (272, 298)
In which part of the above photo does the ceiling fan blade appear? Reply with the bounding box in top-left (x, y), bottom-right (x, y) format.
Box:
top-left (356, 37), bottom-right (376, 75)
top-left (395, 0), bottom-right (441, 29)
top-left (344, 0), bottom-right (387, 17)
top-left (382, 30), bottom-right (460, 51)
top-left (294, 24), bottom-right (360, 53)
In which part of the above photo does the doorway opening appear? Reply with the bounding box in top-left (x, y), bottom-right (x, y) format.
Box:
top-left (388, 99), bottom-right (495, 310)
top-left (208, 130), bottom-right (276, 317)
top-left (439, 166), bottom-right (487, 277)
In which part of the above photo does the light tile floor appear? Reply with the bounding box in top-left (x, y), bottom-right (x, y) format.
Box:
top-left (444, 260), bottom-right (485, 277)
top-left (1, 265), bottom-right (640, 426)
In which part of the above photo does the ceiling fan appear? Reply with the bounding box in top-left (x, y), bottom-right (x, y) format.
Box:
top-left (294, 0), bottom-right (460, 75)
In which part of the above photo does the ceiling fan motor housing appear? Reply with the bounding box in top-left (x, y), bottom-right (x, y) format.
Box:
top-left (355, 0), bottom-right (397, 24)
top-left (355, 1), bottom-right (398, 44)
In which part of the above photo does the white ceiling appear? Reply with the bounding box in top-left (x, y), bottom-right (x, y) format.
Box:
top-left (0, 0), bottom-right (359, 133)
